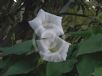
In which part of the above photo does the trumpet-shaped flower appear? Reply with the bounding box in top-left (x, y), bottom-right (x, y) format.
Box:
top-left (36, 35), bottom-right (71, 62)
top-left (29, 9), bottom-right (64, 38)
top-left (29, 9), bottom-right (71, 62)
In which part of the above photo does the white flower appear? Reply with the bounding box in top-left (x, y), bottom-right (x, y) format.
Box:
top-left (36, 35), bottom-right (71, 62)
top-left (29, 9), bottom-right (71, 62)
top-left (28, 9), bottom-right (64, 38)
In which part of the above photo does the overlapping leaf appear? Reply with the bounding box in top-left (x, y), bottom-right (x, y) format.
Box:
top-left (0, 40), bottom-right (33, 55)
top-left (77, 34), bottom-right (102, 56)
top-left (3, 60), bottom-right (35, 76)
top-left (46, 59), bottom-right (77, 76)
top-left (77, 55), bottom-right (97, 76)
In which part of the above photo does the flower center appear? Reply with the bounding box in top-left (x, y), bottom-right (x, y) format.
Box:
top-left (43, 22), bottom-right (55, 29)
top-left (48, 40), bottom-right (59, 53)
top-left (49, 47), bottom-right (58, 52)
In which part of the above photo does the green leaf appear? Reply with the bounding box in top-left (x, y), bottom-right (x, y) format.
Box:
top-left (95, 67), bottom-right (102, 76)
top-left (46, 59), bottom-right (77, 76)
top-left (77, 34), bottom-right (102, 56)
top-left (3, 60), bottom-right (35, 76)
top-left (77, 55), bottom-right (97, 76)
top-left (0, 58), bottom-right (10, 69)
top-left (0, 40), bottom-right (33, 55)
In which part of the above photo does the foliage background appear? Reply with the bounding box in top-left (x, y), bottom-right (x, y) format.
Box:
top-left (0, 0), bottom-right (102, 76)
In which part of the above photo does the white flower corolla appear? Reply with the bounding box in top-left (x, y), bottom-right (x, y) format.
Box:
top-left (36, 35), bottom-right (71, 62)
top-left (29, 9), bottom-right (71, 62)
top-left (29, 9), bottom-right (64, 38)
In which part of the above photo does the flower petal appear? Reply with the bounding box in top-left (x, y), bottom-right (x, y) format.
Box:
top-left (28, 17), bottom-right (45, 37)
top-left (44, 10), bottom-right (64, 36)
top-left (40, 29), bottom-right (56, 38)
top-left (37, 9), bottom-right (46, 22)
